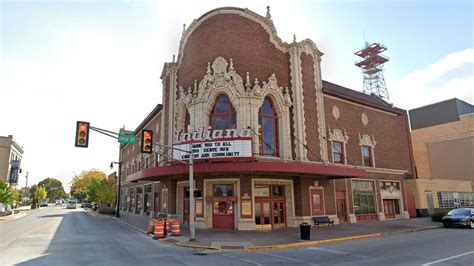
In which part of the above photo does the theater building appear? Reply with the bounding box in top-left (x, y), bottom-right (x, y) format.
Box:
top-left (118, 7), bottom-right (414, 230)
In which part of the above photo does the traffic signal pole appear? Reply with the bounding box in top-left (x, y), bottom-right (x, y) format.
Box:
top-left (75, 122), bottom-right (196, 241)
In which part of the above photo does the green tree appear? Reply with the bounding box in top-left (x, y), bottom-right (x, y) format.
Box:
top-left (38, 177), bottom-right (66, 202)
top-left (35, 186), bottom-right (47, 203)
top-left (70, 170), bottom-right (107, 202)
top-left (11, 187), bottom-right (21, 206)
top-left (87, 178), bottom-right (116, 207)
top-left (0, 180), bottom-right (13, 205)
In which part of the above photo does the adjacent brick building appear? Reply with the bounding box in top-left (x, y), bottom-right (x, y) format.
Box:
top-left (406, 98), bottom-right (474, 216)
top-left (0, 135), bottom-right (23, 186)
top-left (118, 7), bottom-right (414, 230)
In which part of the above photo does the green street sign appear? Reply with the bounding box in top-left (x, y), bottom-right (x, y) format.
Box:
top-left (118, 134), bottom-right (136, 144)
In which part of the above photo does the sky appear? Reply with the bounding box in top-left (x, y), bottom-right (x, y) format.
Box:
top-left (1, 0), bottom-right (472, 192)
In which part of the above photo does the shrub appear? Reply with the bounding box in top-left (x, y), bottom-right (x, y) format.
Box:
top-left (98, 207), bottom-right (116, 215)
top-left (431, 209), bottom-right (450, 222)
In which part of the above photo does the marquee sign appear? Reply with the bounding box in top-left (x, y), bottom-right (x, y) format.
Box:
top-left (173, 127), bottom-right (253, 160)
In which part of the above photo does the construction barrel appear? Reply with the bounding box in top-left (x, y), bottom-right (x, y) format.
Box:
top-left (154, 220), bottom-right (165, 239)
top-left (147, 219), bottom-right (155, 234)
top-left (171, 220), bottom-right (181, 236)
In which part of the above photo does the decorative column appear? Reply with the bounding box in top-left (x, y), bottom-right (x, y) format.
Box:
top-left (289, 42), bottom-right (307, 161)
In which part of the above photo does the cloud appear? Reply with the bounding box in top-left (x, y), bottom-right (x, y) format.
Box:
top-left (391, 48), bottom-right (474, 109)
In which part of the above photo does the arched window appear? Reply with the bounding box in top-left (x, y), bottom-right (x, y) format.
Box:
top-left (184, 109), bottom-right (190, 133)
top-left (258, 97), bottom-right (278, 156)
top-left (210, 94), bottom-right (236, 129)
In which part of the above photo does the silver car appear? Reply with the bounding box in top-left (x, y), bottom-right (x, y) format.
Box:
top-left (66, 200), bottom-right (77, 209)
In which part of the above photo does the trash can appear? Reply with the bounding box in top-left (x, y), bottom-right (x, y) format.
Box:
top-left (300, 222), bottom-right (311, 240)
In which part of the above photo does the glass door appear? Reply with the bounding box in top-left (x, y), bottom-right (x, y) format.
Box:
top-left (255, 200), bottom-right (271, 230)
top-left (272, 201), bottom-right (286, 228)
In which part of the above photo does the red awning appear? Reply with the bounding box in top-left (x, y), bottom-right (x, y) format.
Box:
top-left (124, 161), bottom-right (366, 182)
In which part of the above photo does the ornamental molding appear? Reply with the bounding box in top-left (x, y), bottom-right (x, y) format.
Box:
top-left (359, 133), bottom-right (377, 147)
top-left (176, 57), bottom-right (292, 108)
top-left (177, 7), bottom-right (290, 67)
top-left (361, 112), bottom-right (369, 126)
top-left (332, 105), bottom-right (340, 120)
top-left (328, 127), bottom-right (349, 143)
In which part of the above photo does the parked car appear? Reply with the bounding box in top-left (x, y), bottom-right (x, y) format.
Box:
top-left (66, 200), bottom-right (77, 209)
top-left (55, 200), bottom-right (63, 206)
top-left (40, 200), bottom-right (48, 207)
top-left (82, 200), bottom-right (92, 208)
top-left (442, 208), bottom-right (474, 229)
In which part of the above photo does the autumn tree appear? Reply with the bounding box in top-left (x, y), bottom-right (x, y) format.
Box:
top-left (35, 186), bottom-right (47, 204)
top-left (70, 170), bottom-right (107, 202)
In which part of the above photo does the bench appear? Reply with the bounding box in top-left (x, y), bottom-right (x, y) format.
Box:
top-left (312, 216), bottom-right (335, 227)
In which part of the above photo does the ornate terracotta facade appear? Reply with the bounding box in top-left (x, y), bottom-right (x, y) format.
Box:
top-left (118, 7), bottom-right (414, 230)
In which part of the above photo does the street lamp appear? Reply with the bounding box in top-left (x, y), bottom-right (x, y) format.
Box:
top-left (110, 161), bottom-right (122, 218)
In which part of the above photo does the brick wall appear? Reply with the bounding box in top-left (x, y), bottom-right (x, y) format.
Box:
top-left (324, 96), bottom-right (413, 173)
top-left (411, 115), bottom-right (474, 180)
top-left (178, 14), bottom-right (291, 94)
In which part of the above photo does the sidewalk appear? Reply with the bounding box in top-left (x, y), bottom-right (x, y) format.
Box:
top-left (114, 211), bottom-right (442, 251)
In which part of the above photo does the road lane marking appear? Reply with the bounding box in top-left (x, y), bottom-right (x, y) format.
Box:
top-left (223, 253), bottom-right (263, 266)
top-left (307, 246), bottom-right (351, 255)
top-left (422, 250), bottom-right (474, 265)
top-left (257, 252), bottom-right (304, 263)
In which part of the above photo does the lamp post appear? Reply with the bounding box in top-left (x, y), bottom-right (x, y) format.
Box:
top-left (110, 161), bottom-right (122, 218)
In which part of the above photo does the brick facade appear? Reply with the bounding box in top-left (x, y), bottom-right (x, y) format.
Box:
top-left (118, 7), bottom-right (413, 230)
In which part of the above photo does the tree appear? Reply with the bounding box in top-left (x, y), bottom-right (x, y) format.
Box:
top-left (70, 170), bottom-right (107, 202)
top-left (0, 180), bottom-right (12, 205)
top-left (38, 177), bottom-right (66, 202)
top-left (87, 178), bottom-right (116, 207)
top-left (35, 186), bottom-right (47, 204)
top-left (11, 187), bottom-right (21, 206)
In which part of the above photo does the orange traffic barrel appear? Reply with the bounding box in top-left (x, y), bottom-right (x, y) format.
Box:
top-left (165, 219), bottom-right (171, 235)
top-left (147, 219), bottom-right (155, 234)
top-left (171, 220), bottom-right (181, 236)
top-left (154, 220), bottom-right (165, 239)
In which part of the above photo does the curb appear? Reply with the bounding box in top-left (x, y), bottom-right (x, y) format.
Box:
top-left (381, 226), bottom-right (442, 236)
top-left (112, 216), bottom-right (148, 235)
top-left (0, 212), bottom-right (26, 222)
top-left (85, 209), bottom-right (113, 219)
top-left (245, 233), bottom-right (382, 251)
top-left (175, 242), bottom-right (221, 251)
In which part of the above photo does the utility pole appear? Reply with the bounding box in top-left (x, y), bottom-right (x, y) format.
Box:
top-left (25, 171), bottom-right (29, 189)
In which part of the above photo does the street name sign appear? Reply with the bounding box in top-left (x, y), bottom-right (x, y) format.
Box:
top-left (118, 134), bottom-right (136, 144)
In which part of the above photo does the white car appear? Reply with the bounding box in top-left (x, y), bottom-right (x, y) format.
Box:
top-left (66, 201), bottom-right (77, 209)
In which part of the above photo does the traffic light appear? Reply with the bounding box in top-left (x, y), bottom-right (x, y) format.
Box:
top-left (141, 130), bottom-right (153, 153)
top-left (75, 121), bottom-right (90, 148)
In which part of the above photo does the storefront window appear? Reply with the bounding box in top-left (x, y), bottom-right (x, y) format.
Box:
top-left (258, 97), bottom-right (278, 156)
top-left (136, 186), bottom-right (143, 214)
top-left (213, 184), bottom-right (234, 197)
top-left (144, 184), bottom-right (152, 215)
top-left (438, 192), bottom-right (474, 208)
top-left (210, 94), bottom-right (236, 129)
top-left (352, 180), bottom-right (376, 215)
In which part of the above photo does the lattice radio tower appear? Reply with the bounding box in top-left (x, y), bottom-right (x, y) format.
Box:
top-left (355, 42), bottom-right (390, 102)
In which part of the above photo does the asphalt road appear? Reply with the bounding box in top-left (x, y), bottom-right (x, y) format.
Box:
top-left (1, 206), bottom-right (473, 265)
